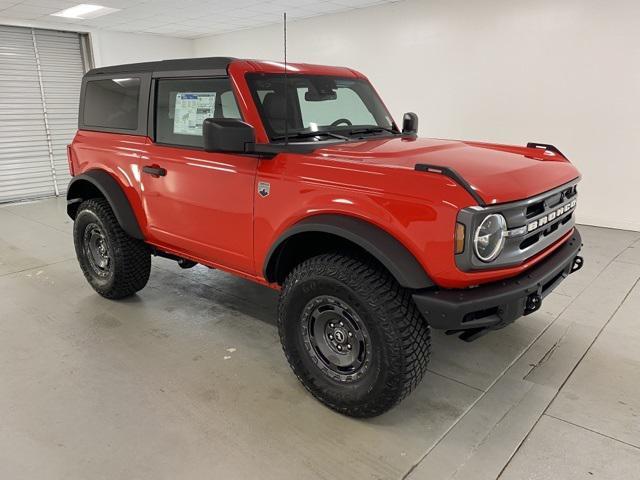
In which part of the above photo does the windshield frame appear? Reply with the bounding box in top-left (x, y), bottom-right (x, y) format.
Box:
top-left (245, 72), bottom-right (399, 143)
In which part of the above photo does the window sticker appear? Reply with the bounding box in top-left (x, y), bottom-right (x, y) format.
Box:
top-left (173, 92), bottom-right (216, 135)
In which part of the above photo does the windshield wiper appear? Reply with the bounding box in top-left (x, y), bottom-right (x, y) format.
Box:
top-left (272, 131), bottom-right (349, 141)
top-left (346, 126), bottom-right (399, 136)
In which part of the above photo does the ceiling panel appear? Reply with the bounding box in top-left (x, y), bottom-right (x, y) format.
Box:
top-left (0, 0), bottom-right (401, 38)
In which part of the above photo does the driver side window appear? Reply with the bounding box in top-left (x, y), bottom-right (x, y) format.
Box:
top-left (296, 87), bottom-right (375, 128)
top-left (155, 77), bottom-right (241, 148)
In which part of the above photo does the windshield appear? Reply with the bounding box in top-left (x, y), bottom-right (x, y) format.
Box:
top-left (246, 73), bottom-right (397, 141)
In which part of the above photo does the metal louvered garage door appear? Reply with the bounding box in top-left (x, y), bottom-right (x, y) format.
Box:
top-left (0, 25), bottom-right (89, 203)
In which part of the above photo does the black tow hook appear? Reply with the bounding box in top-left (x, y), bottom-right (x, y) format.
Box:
top-left (571, 255), bottom-right (584, 274)
top-left (525, 293), bottom-right (542, 315)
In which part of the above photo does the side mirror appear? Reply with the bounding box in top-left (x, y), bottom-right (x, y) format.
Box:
top-left (402, 112), bottom-right (418, 135)
top-left (203, 118), bottom-right (255, 153)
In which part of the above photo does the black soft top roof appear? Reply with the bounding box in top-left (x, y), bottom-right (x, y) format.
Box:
top-left (85, 57), bottom-right (236, 76)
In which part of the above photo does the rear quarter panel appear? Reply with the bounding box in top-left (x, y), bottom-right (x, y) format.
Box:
top-left (69, 130), bottom-right (147, 233)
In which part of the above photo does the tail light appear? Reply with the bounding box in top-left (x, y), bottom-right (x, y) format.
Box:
top-left (67, 144), bottom-right (75, 176)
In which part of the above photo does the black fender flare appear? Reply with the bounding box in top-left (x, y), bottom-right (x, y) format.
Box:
top-left (66, 170), bottom-right (144, 240)
top-left (264, 214), bottom-right (434, 289)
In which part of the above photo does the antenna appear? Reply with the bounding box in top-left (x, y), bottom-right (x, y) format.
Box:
top-left (283, 12), bottom-right (288, 145)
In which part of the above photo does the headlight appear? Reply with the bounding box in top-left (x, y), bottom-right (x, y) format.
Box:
top-left (473, 214), bottom-right (507, 262)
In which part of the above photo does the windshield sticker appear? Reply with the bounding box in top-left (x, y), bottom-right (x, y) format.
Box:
top-left (173, 92), bottom-right (216, 135)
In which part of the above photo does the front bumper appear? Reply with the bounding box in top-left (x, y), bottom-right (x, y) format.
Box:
top-left (412, 228), bottom-right (583, 341)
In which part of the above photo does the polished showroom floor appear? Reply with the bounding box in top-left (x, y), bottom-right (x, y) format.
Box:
top-left (1, 197), bottom-right (639, 479)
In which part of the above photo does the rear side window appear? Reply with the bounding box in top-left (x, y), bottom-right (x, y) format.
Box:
top-left (83, 78), bottom-right (141, 130)
top-left (155, 77), bottom-right (241, 148)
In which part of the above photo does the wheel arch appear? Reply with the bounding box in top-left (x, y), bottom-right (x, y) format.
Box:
top-left (66, 170), bottom-right (144, 240)
top-left (264, 214), bottom-right (434, 289)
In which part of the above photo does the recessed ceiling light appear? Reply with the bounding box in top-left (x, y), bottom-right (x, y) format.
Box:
top-left (51, 4), bottom-right (120, 20)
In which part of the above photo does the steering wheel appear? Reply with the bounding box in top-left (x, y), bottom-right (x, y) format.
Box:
top-left (330, 118), bottom-right (352, 127)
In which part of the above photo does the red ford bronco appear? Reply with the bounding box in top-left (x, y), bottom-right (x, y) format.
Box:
top-left (67, 57), bottom-right (583, 417)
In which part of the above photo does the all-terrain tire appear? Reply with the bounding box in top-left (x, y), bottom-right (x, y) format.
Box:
top-left (278, 253), bottom-right (431, 417)
top-left (73, 198), bottom-right (151, 299)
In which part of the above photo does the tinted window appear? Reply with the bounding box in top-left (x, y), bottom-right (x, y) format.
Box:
top-left (83, 78), bottom-right (140, 130)
top-left (155, 77), bottom-right (241, 148)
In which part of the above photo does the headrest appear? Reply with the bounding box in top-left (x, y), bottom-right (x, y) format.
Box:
top-left (262, 92), bottom-right (287, 120)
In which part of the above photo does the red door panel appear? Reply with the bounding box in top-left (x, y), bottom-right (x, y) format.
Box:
top-left (140, 141), bottom-right (258, 274)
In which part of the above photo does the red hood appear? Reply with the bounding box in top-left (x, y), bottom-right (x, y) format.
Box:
top-left (314, 137), bottom-right (580, 205)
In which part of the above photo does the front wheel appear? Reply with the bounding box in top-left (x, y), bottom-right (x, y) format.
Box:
top-left (278, 253), bottom-right (431, 417)
top-left (73, 198), bottom-right (151, 299)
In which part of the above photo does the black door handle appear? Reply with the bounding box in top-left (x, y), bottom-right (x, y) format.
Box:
top-left (142, 165), bottom-right (166, 177)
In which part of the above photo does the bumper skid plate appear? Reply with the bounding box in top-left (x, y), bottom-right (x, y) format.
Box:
top-left (412, 229), bottom-right (583, 342)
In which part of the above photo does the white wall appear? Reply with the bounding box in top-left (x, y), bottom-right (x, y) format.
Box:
top-left (194, 0), bottom-right (640, 232)
top-left (90, 30), bottom-right (192, 67)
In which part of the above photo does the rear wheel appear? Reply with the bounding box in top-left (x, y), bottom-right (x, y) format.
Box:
top-left (278, 253), bottom-right (431, 417)
top-left (73, 198), bottom-right (151, 299)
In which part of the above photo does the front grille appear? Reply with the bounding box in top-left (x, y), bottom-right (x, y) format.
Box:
top-left (526, 185), bottom-right (576, 219)
top-left (520, 233), bottom-right (540, 250)
top-left (526, 202), bottom-right (545, 219)
top-left (456, 179), bottom-right (579, 271)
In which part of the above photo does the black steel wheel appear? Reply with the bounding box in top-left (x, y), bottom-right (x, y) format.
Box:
top-left (301, 295), bottom-right (371, 382)
top-left (83, 223), bottom-right (112, 278)
top-left (278, 253), bottom-right (431, 417)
